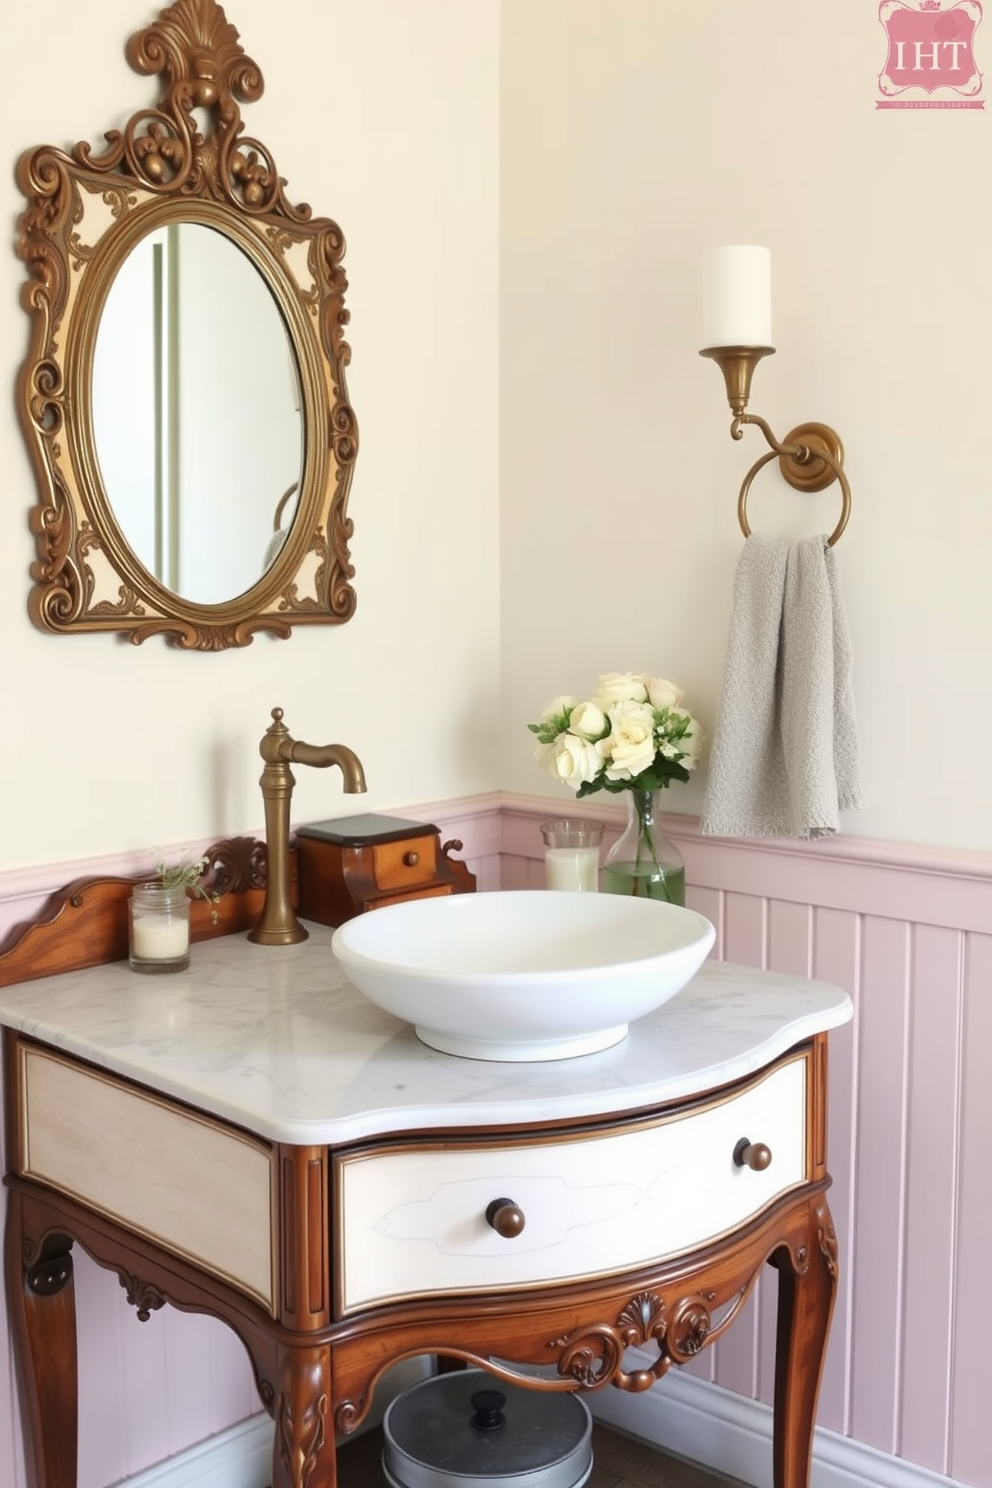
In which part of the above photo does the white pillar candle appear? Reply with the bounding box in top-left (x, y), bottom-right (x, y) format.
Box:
top-left (131, 915), bottom-right (190, 959)
top-left (545, 847), bottom-right (600, 893)
top-left (702, 245), bottom-right (772, 348)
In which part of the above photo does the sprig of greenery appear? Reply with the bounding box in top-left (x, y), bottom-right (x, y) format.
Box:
top-left (153, 849), bottom-right (219, 922)
top-left (575, 758), bottom-right (691, 797)
top-left (527, 702), bottom-right (575, 745)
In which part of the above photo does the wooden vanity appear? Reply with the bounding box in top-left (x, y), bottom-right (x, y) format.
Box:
top-left (0, 866), bottom-right (851, 1488)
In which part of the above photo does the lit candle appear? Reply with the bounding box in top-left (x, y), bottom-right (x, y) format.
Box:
top-left (702, 245), bottom-right (772, 348)
top-left (544, 847), bottom-right (600, 893)
top-left (131, 916), bottom-right (190, 959)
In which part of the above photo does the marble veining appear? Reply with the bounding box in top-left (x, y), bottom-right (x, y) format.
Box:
top-left (0, 925), bottom-right (852, 1144)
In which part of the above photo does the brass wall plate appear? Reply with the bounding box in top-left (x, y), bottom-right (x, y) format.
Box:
top-left (15, 0), bottom-right (358, 648)
top-left (778, 423), bottom-right (844, 494)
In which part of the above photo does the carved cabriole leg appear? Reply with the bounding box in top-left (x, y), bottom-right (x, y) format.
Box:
top-left (771, 1196), bottom-right (838, 1488)
top-left (4, 1188), bottom-right (78, 1488)
top-left (272, 1343), bottom-right (335, 1488)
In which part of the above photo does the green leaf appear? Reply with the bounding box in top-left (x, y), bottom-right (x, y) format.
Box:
top-left (575, 780), bottom-right (604, 799)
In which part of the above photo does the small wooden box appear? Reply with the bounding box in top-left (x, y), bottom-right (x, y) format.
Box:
top-left (295, 813), bottom-right (476, 928)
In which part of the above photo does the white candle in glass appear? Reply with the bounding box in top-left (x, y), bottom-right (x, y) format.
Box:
top-left (131, 916), bottom-right (190, 959)
top-left (545, 847), bottom-right (600, 892)
top-left (702, 245), bottom-right (772, 348)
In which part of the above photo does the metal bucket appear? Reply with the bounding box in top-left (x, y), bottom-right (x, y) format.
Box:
top-left (382, 1368), bottom-right (593, 1488)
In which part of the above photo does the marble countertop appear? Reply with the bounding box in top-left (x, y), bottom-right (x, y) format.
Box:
top-left (0, 924), bottom-right (852, 1145)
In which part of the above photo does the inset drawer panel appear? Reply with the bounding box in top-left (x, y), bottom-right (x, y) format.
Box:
top-left (337, 1054), bottom-right (808, 1314)
top-left (20, 1047), bottom-right (275, 1312)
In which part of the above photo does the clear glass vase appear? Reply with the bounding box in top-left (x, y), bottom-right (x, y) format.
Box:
top-left (128, 882), bottom-right (191, 974)
top-left (602, 788), bottom-right (685, 905)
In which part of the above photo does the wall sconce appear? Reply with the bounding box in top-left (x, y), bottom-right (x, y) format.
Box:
top-left (699, 246), bottom-right (851, 545)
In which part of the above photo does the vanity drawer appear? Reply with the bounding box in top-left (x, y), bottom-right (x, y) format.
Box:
top-left (17, 1046), bottom-right (276, 1312)
top-left (372, 834), bottom-right (437, 891)
top-left (335, 1053), bottom-right (808, 1314)
top-left (372, 884), bottom-right (453, 912)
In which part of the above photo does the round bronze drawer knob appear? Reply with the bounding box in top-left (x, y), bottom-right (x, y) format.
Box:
top-left (485, 1197), bottom-right (526, 1238)
top-left (403, 850), bottom-right (420, 867)
top-left (733, 1138), bottom-right (772, 1171)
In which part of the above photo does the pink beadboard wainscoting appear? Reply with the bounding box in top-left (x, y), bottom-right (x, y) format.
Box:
top-left (503, 793), bottom-right (992, 1488)
top-left (0, 793), bottom-right (989, 1488)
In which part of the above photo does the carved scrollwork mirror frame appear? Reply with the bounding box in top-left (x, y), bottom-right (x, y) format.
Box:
top-left (15, 0), bottom-right (358, 649)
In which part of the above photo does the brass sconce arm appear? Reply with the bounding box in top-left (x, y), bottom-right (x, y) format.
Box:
top-left (700, 345), bottom-right (851, 547)
top-left (732, 411), bottom-right (792, 450)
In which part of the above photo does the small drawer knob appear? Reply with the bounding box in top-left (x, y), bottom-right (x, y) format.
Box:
top-left (402, 850), bottom-right (420, 867)
top-left (485, 1197), bottom-right (526, 1238)
top-left (733, 1138), bottom-right (772, 1171)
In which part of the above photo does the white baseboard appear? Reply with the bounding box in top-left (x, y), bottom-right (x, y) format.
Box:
top-left (120, 1356), bottom-right (433, 1488)
top-left (122, 1415), bottom-right (273, 1488)
top-left (589, 1362), bottom-right (964, 1488)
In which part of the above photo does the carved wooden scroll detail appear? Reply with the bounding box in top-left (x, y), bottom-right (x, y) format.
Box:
top-left (549, 1275), bottom-right (763, 1391)
top-left (817, 1203), bottom-right (839, 1280)
top-left (202, 834), bottom-right (269, 896)
top-left (115, 1268), bottom-right (167, 1322)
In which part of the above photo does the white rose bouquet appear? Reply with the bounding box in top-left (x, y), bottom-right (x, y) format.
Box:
top-left (527, 673), bottom-right (705, 903)
top-left (527, 672), bottom-right (704, 799)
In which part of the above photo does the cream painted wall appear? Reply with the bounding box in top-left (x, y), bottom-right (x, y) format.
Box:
top-left (0, 0), bottom-right (500, 874)
top-left (499, 0), bottom-right (992, 854)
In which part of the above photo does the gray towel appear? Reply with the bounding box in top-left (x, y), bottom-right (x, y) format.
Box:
top-left (700, 533), bottom-right (864, 839)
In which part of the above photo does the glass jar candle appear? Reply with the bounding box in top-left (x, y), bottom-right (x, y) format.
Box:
top-left (128, 883), bottom-right (191, 974)
top-left (539, 819), bottom-right (604, 892)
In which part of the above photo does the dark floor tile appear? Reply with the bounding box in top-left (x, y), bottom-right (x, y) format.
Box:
top-left (590, 1423), bottom-right (659, 1477)
top-left (337, 1427), bottom-right (388, 1485)
top-left (622, 1441), bottom-right (753, 1488)
top-left (587, 1462), bottom-right (625, 1488)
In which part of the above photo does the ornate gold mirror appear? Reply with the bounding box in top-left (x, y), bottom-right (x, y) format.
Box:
top-left (15, 0), bottom-right (357, 648)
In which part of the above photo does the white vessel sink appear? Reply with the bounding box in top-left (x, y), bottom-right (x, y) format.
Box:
top-left (331, 891), bottom-right (716, 1062)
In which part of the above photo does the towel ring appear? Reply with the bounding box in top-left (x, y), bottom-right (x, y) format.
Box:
top-left (738, 438), bottom-right (851, 547)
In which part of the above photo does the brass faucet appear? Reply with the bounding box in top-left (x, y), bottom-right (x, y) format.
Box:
top-left (248, 707), bottom-right (367, 946)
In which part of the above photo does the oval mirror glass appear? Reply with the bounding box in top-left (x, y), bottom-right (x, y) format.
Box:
top-left (92, 222), bottom-right (304, 605)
